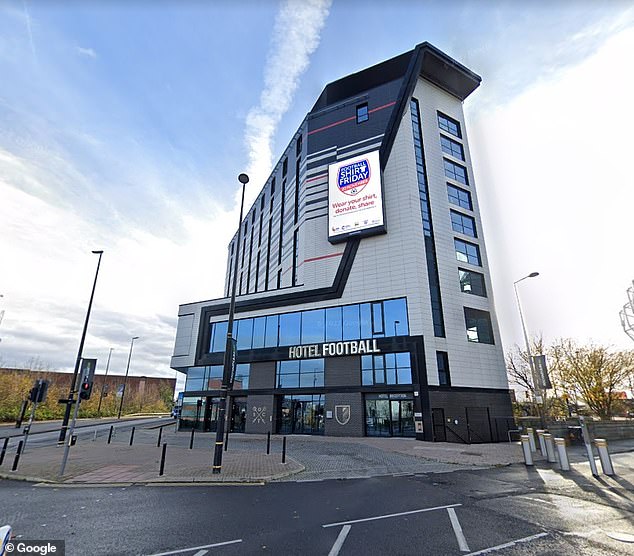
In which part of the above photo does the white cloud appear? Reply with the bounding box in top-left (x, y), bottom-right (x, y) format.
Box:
top-left (468, 25), bottom-right (634, 352)
top-left (76, 46), bottom-right (97, 59)
top-left (243, 0), bottom-right (332, 205)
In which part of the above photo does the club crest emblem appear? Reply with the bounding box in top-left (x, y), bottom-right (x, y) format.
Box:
top-left (335, 405), bottom-right (351, 426)
top-left (337, 159), bottom-right (370, 196)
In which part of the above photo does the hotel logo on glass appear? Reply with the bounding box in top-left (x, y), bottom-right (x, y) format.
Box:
top-left (328, 150), bottom-right (385, 243)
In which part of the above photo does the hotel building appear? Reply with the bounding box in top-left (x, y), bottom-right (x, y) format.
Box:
top-left (171, 42), bottom-right (513, 443)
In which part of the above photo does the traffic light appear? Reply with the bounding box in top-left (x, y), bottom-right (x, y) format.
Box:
top-left (36, 380), bottom-right (49, 403)
top-left (79, 377), bottom-right (93, 400)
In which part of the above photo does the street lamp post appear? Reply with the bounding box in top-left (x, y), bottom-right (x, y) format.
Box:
top-left (97, 347), bottom-right (114, 417)
top-left (117, 337), bottom-right (139, 419)
top-left (213, 173), bottom-right (249, 474)
top-left (58, 250), bottom-right (104, 444)
top-left (513, 272), bottom-right (541, 412)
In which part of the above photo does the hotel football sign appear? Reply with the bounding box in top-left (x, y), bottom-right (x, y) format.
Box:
top-left (328, 150), bottom-right (385, 243)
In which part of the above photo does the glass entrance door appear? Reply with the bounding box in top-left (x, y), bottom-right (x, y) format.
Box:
top-left (278, 394), bottom-right (324, 435)
top-left (365, 395), bottom-right (415, 437)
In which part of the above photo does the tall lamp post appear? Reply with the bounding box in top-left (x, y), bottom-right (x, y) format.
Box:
top-left (513, 272), bottom-right (541, 407)
top-left (117, 336), bottom-right (139, 419)
top-left (59, 250), bottom-right (104, 444)
top-left (97, 347), bottom-right (114, 417)
top-left (213, 172), bottom-right (249, 474)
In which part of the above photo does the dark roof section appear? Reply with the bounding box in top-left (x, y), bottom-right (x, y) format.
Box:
top-left (310, 42), bottom-right (480, 114)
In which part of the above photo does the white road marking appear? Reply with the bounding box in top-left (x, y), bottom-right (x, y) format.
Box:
top-left (322, 503), bottom-right (461, 528)
top-left (520, 496), bottom-right (558, 507)
top-left (463, 532), bottom-right (549, 555)
top-left (145, 539), bottom-right (242, 556)
top-left (447, 507), bottom-right (470, 552)
top-left (327, 525), bottom-right (351, 556)
top-left (192, 551), bottom-right (208, 556)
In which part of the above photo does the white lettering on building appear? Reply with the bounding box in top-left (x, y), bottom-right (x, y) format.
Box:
top-left (287, 339), bottom-right (380, 359)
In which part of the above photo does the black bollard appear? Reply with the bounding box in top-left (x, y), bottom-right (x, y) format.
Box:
top-left (266, 431), bottom-right (271, 455)
top-left (157, 426), bottom-right (163, 447)
top-left (0, 438), bottom-right (9, 466)
top-left (107, 425), bottom-right (114, 444)
top-left (12, 440), bottom-right (24, 471)
top-left (129, 427), bottom-right (135, 446)
top-left (189, 427), bottom-right (195, 450)
top-left (159, 443), bottom-right (167, 476)
top-left (282, 436), bottom-right (287, 464)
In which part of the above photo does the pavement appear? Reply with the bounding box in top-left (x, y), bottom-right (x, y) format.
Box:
top-left (0, 419), bottom-right (633, 486)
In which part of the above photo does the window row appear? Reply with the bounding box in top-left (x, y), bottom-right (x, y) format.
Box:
top-left (209, 298), bottom-right (409, 352)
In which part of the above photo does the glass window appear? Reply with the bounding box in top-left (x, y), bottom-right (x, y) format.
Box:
top-left (276, 359), bottom-right (324, 389)
top-left (210, 321), bottom-right (228, 353)
top-left (360, 303), bottom-right (373, 338)
top-left (454, 239), bottom-right (481, 266)
top-left (440, 135), bottom-right (464, 160)
top-left (464, 307), bottom-right (495, 344)
top-left (437, 112), bottom-right (462, 138)
top-left (356, 103), bottom-right (369, 123)
top-left (450, 210), bottom-right (477, 238)
top-left (383, 298), bottom-right (408, 337)
top-left (444, 159), bottom-right (468, 185)
top-left (265, 315), bottom-right (279, 347)
top-left (185, 367), bottom-right (205, 392)
top-left (361, 353), bottom-right (412, 386)
top-left (282, 157), bottom-right (288, 177)
top-left (371, 303), bottom-right (384, 336)
top-left (343, 304), bottom-right (360, 340)
top-left (279, 312), bottom-right (301, 345)
top-left (236, 318), bottom-right (253, 350)
top-left (301, 309), bottom-right (325, 344)
top-left (233, 363), bottom-right (250, 390)
top-left (447, 184), bottom-right (472, 211)
top-left (437, 351), bottom-right (451, 386)
top-left (207, 365), bottom-right (223, 389)
top-left (459, 269), bottom-right (487, 297)
top-left (252, 317), bottom-right (266, 349)
top-left (325, 307), bottom-right (343, 342)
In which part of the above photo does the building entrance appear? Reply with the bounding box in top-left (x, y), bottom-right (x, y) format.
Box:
top-left (277, 394), bottom-right (324, 435)
top-left (365, 394), bottom-right (415, 437)
top-left (229, 397), bottom-right (247, 433)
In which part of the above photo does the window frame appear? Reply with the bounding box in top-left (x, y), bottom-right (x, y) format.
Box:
top-left (443, 159), bottom-right (469, 185)
top-left (440, 134), bottom-right (465, 160)
top-left (464, 307), bottom-right (495, 344)
top-left (447, 184), bottom-right (472, 211)
top-left (437, 111), bottom-right (462, 138)
top-left (356, 103), bottom-right (369, 123)
top-left (454, 238), bottom-right (482, 266)
top-left (450, 210), bottom-right (477, 238)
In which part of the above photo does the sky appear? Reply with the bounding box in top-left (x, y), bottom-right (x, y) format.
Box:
top-left (1, 1), bottom-right (633, 393)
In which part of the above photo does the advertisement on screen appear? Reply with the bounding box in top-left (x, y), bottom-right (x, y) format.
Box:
top-left (328, 150), bottom-right (385, 243)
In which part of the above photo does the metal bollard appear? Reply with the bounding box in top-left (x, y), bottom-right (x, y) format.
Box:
top-left (129, 427), bottom-right (135, 446)
top-left (159, 443), bottom-right (167, 476)
top-left (266, 431), bottom-right (271, 455)
top-left (543, 433), bottom-right (557, 463)
top-left (526, 428), bottom-right (537, 453)
top-left (282, 436), bottom-right (287, 464)
top-left (0, 438), bottom-right (8, 466)
top-left (189, 427), bottom-right (195, 450)
top-left (555, 438), bottom-right (570, 471)
top-left (520, 435), bottom-right (533, 466)
top-left (594, 439), bottom-right (615, 476)
top-left (536, 430), bottom-right (547, 455)
top-left (11, 440), bottom-right (24, 472)
top-left (157, 427), bottom-right (163, 447)
top-left (107, 425), bottom-right (114, 444)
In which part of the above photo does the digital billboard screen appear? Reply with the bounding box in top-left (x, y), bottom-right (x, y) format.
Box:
top-left (328, 150), bottom-right (385, 243)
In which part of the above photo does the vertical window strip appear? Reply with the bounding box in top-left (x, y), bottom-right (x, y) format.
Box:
top-left (410, 98), bottom-right (446, 337)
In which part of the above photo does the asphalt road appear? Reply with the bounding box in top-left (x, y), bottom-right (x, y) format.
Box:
top-left (1, 463), bottom-right (633, 556)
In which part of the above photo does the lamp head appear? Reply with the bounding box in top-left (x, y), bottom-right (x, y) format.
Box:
top-left (132, 336), bottom-right (140, 341)
top-left (238, 173), bottom-right (249, 185)
top-left (529, 272), bottom-right (540, 278)
top-left (92, 250), bottom-right (104, 255)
